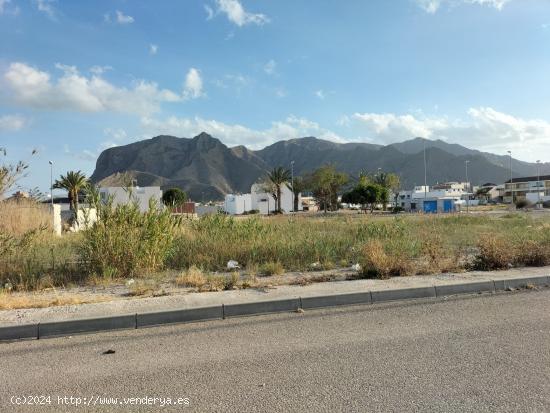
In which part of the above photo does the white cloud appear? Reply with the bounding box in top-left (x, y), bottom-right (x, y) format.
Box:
top-left (3, 62), bottom-right (184, 115)
top-left (466, 0), bottom-right (510, 10)
top-left (183, 68), bottom-right (204, 99)
top-left (275, 88), bottom-right (287, 98)
top-left (115, 10), bottom-right (134, 24)
top-left (416, 0), bottom-right (441, 13)
top-left (264, 59), bottom-right (276, 75)
top-left (204, 4), bottom-right (214, 20)
top-left (0, 114), bottom-right (26, 131)
top-left (35, 0), bottom-right (56, 19)
top-left (149, 44), bottom-right (158, 55)
top-left (0, 0), bottom-right (19, 15)
top-left (315, 90), bottom-right (325, 100)
top-left (140, 114), bottom-right (345, 149)
top-left (89, 65), bottom-right (113, 75)
top-left (350, 107), bottom-right (550, 159)
top-left (415, 0), bottom-right (512, 13)
top-left (0, 0), bottom-right (9, 14)
top-left (213, 0), bottom-right (269, 27)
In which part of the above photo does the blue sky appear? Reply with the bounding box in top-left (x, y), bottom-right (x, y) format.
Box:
top-left (1, 0), bottom-right (550, 193)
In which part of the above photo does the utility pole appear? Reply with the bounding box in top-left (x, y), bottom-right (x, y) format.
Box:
top-left (537, 160), bottom-right (542, 208)
top-left (49, 160), bottom-right (54, 208)
top-left (507, 151), bottom-right (513, 205)
top-left (465, 160), bottom-right (470, 213)
top-left (49, 160), bottom-right (54, 232)
top-left (423, 139), bottom-right (427, 212)
top-left (291, 160), bottom-right (295, 213)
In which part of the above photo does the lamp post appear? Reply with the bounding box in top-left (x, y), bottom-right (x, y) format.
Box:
top-left (537, 160), bottom-right (542, 208)
top-left (290, 160), bottom-right (295, 213)
top-left (507, 150), bottom-right (513, 205)
top-left (48, 160), bottom-right (53, 208)
top-left (49, 160), bottom-right (54, 232)
top-left (465, 160), bottom-right (470, 213)
top-left (423, 140), bottom-right (428, 213)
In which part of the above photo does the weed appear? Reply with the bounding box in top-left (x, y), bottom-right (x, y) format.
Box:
top-left (474, 235), bottom-right (516, 270)
top-left (259, 261), bottom-right (284, 276)
top-left (175, 266), bottom-right (207, 288)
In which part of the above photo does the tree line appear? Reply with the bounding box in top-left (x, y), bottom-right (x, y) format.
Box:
top-left (261, 164), bottom-right (401, 213)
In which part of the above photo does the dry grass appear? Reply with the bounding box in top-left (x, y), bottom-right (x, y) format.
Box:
top-left (127, 279), bottom-right (165, 297)
top-left (259, 261), bottom-right (284, 276)
top-left (474, 235), bottom-right (516, 270)
top-left (0, 199), bottom-right (51, 235)
top-left (358, 240), bottom-right (414, 279)
top-left (0, 291), bottom-right (110, 310)
top-left (516, 240), bottom-right (550, 267)
top-left (289, 273), bottom-right (339, 286)
top-left (175, 266), bottom-right (207, 288)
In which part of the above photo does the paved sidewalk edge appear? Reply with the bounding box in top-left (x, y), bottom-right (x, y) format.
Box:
top-left (1, 274), bottom-right (549, 342)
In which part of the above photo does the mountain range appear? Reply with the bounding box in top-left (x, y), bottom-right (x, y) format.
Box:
top-left (90, 133), bottom-right (550, 201)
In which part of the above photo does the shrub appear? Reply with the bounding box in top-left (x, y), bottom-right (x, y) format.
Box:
top-left (79, 200), bottom-right (181, 278)
top-left (203, 274), bottom-right (226, 291)
top-left (259, 261), bottom-right (284, 276)
top-left (358, 240), bottom-right (414, 279)
top-left (175, 266), bottom-right (207, 288)
top-left (224, 272), bottom-right (240, 290)
top-left (474, 235), bottom-right (516, 270)
top-left (515, 199), bottom-right (531, 209)
top-left (516, 240), bottom-right (550, 267)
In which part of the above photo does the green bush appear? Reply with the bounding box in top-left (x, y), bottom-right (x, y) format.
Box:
top-left (79, 200), bottom-right (181, 278)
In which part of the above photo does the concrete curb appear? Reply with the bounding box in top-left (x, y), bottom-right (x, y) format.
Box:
top-left (39, 315), bottom-right (136, 339)
top-left (137, 306), bottom-right (222, 328)
top-left (223, 298), bottom-right (301, 318)
top-left (1, 274), bottom-right (549, 342)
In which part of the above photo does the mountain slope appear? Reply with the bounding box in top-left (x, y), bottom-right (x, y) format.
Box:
top-left (91, 133), bottom-right (266, 200)
top-left (91, 133), bottom-right (548, 200)
top-left (389, 137), bottom-right (548, 177)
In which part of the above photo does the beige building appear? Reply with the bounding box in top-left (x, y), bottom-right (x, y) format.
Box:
top-left (503, 175), bottom-right (550, 204)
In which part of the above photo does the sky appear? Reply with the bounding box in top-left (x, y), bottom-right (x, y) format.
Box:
top-left (1, 0), bottom-right (550, 193)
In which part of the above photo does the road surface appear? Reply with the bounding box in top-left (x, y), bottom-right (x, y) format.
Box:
top-left (2, 290), bottom-right (550, 412)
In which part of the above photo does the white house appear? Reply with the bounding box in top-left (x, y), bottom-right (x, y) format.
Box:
top-left (398, 183), bottom-right (466, 213)
top-left (99, 186), bottom-right (163, 212)
top-left (223, 193), bottom-right (252, 215)
top-left (223, 184), bottom-right (302, 215)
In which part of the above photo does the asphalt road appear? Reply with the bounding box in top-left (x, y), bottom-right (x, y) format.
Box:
top-left (2, 290), bottom-right (550, 412)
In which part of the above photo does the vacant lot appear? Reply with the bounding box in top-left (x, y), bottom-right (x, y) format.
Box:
top-left (1, 201), bottom-right (550, 298)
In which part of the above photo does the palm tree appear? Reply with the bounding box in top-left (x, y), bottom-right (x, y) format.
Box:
top-left (268, 167), bottom-right (292, 213)
top-left (54, 170), bottom-right (88, 217)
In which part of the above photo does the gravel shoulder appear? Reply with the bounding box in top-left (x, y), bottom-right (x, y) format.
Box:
top-left (1, 265), bottom-right (548, 326)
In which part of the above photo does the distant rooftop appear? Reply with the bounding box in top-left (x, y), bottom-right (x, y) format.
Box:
top-left (505, 175), bottom-right (550, 183)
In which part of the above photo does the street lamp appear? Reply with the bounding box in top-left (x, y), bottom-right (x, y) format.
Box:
top-left (290, 160), bottom-right (295, 213)
top-left (423, 139), bottom-right (427, 201)
top-left (537, 160), bottom-right (542, 207)
top-left (48, 160), bottom-right (53, 208)
top-left (465, 160), bottom-right (470, 213)
top-left (507, 151), bottom-right (513, 205)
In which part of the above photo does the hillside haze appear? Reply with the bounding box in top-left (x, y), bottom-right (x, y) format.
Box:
top-left (91, 133), bottom-right (550, 200)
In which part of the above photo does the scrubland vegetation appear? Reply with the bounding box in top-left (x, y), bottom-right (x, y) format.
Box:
top-left (1, 197), bottom-right (550, 294)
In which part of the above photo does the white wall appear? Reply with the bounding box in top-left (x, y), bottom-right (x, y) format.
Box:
top-left (224, 194), bottom-right (252, 215)
top-left (99, 187), bottom-right (162, 213)
top-left (251, 184), bottom-right (302, 214)
top-left (526, 192), bottom-right (550, 204)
